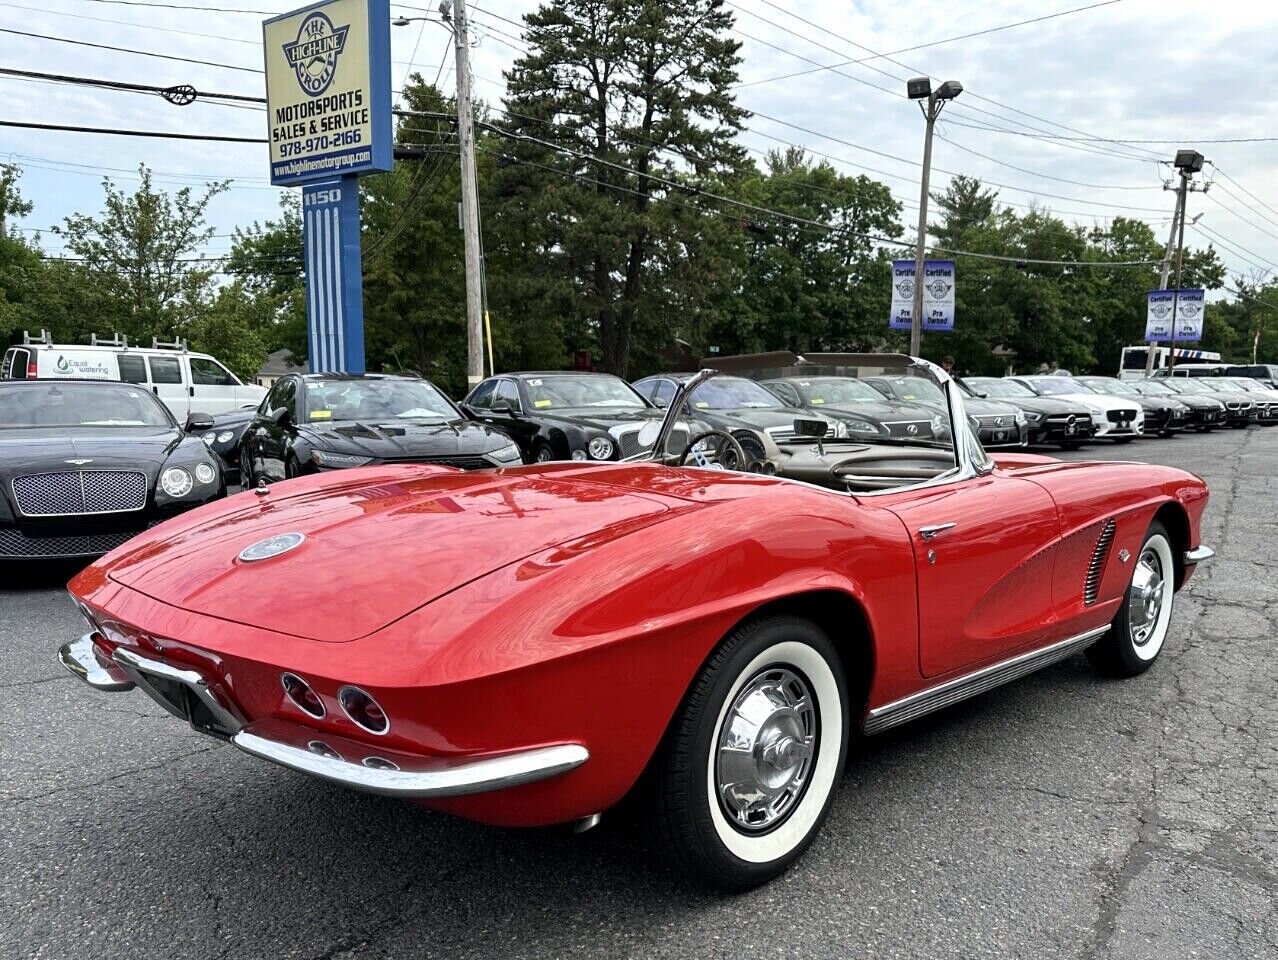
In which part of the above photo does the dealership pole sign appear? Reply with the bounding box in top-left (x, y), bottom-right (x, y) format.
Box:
top-left (264, 0), bottom-right (392, 373)
top-left (890, 259), bottom-right (956, 332)
top-left (1145, 289), bottom-right (1205, 342)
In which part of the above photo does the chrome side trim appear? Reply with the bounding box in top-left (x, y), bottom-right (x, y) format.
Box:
top-left (232, 731), bottom-right (589, 799)
top-left (863, 625), bottom-right (1110, 736)
top-left (112, 647), bottom-right (245, 734)
top-left (58, 633), bottom-right (136, 692)
top-left (1183, 545), bottom-right (1214, 565)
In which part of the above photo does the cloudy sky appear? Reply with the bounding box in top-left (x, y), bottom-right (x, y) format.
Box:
top-left (4, 0), bottom-right (1278, 285)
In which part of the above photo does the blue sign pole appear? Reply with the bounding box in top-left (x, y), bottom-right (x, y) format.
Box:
top-left (302, 175), bottom-right (365, 373)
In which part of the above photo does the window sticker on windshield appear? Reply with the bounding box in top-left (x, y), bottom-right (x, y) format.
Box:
top-left (902, 394), bottom-right (916, 400)
top-left (695, 401), bottom-right (709, 408)
top-left (533, 399), bottom-right (552, 408)
top-left (811, 398), bottom-right (825, 404)
top-left (798, 381), bottom-right (810, 386)
top-left (310, 409), bottom-right (332, 419)
top-left (528, 379), bottom-right (543, 387)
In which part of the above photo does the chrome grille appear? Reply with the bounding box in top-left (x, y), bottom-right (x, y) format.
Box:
top-left (0, 527), bottom-right (139, 558)
top-left (1084, 518), bottom-right (1117, 606)
top-left (12, 471), bottom-right (147, 517)
top-left (1106, 409), bottom-right (1138, 424)
top-left (976, 415), bottom-right (1012, 427)
top-left (883, 420), bottom-right (932, 438)
top-left (418, 456), bottom-right (491, 470)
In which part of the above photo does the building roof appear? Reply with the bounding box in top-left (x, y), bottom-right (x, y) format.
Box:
top-left (257, 348), bottom-right (308, 378)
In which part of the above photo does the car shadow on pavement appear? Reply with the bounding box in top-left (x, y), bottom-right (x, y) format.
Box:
top-left (0, 559), bottom-right (88, 592)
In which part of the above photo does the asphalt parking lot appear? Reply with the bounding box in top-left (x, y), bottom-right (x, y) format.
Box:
top-left (3, 429), bottom-right (1276, 960)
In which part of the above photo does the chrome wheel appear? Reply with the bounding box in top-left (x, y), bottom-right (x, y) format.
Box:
top-left (1127, 546), bottom-right (1166, 648)
top-left (715, 667), bottom-right (817, 833)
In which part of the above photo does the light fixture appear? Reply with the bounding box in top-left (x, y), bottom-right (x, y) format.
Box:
top-left (1174, 150), bottom-right (1204, 173)
top-left (935, 80), bottom-right (963, 100)
top-left (906, 77), bottom-right (931, 100)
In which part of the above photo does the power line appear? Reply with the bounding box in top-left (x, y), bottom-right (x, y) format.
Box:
top-left (80, 0), bottom-right (274, 13)
top-left (939, 117), bottom-right (1278, 145)
top-left (934, 130), bottom-right (1158, 190)
top-left (0, 26), bottom-right (261, 72)
top-left (0, 119), bottom-right (266, 142)
top-left (1209, 178), bottom-right (1278, 235)
top-left (1211, 166), bottom-right (1278, 226)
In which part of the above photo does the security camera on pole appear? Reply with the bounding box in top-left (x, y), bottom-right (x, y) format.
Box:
top-left (905, 76), bottom-right (962, 357)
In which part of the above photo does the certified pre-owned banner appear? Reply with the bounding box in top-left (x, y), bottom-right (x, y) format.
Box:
top-left (890, 259), bottom-right (956, 332)
top-left (264, 0), bottom-right (393, 186)
top-left (1145, 289), bottom-right (1205, 342)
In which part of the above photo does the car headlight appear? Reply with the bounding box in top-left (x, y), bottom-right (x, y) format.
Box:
top-left (1023, 410), bottom-right (1044, 422)
top-left (843, 418), bottom-right (879, 435)
top-left (160, 466), bottom-right (192, 498)
top-left (490, 441), bottom-right (522, 464)
top-left (571, 449), bottom-right (588, 461)
top-left (201, 433), bottom-right (216, 447)
top-left (194, 462), bottom-right (217, 485)
top-left (310, 449), bottom-right (374, 468)
top-left (830, 419), bottom-right (848, 438)
top-left (587, 437), bottom-right (614, 460)
top-left (216, 430), bottom-right (235, 444)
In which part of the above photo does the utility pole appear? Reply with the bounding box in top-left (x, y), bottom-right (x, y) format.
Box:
top-left (905, 77), bottom-right (962, 357)
top-left (1144, 179), bottom-right (1186, 376)
top-left (1164, 151), bottom-right (1207, 374)
top-left (446, 0), bottom-right (484, 387)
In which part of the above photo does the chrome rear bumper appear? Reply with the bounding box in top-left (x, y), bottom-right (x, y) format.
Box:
top-left (1183, 545), bottom-right (1215, 565)
top-left (57, 634), bottom-right (589, 799)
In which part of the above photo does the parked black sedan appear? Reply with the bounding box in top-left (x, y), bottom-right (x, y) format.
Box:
top-left (464, 371), bottom-right (668, 462)
top-left (1076, 376), bottom-right (1189, 438)
top-left (0, 379), bottom-right (225, 559)
top-left (1128, 378), bottom-right (1224, 432)
top-left (863, 374), bottom-right (1029, 448)
top-left (758, 375), bottom-right (945, 442)
top-left (241, 373), bottom-right (524, 484)
top-left (192, 407), bottom-right (254, 485)
top-left (962, 376), bottom-right (1096, 450)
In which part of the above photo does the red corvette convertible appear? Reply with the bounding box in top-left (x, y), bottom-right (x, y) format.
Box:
top-left (60, 354), bottom-right (1212, 890)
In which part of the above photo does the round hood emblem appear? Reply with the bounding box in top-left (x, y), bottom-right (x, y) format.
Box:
top-left (238, 532), bottom-right (306, 563)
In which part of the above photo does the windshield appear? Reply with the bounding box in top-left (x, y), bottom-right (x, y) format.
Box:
top-left (1132, 380), bottom-right (1174, 396)
top-left (1169, 379), bottom-right (1211, 395)
top-left (523, 375), bottom-right (646, 409)
top-left (1083, 378), bottom-right (1137, 395)
top-left (0, 383), bottom-right (172, 428)
top-left (871, 376), bottom-right (945, 405)
top-left (1029, 377), bottom-right (1092, 396)
top-left (689, 377), bottom-right (784, 410)
top-left (305, 379), bottom-right (459, 422)
top-left (967, 377), bottom-right (1034, 399)
top-left (790, 378), bottom-right (885, 406)
top-left (1204, 379), bottom-right (1245, 393)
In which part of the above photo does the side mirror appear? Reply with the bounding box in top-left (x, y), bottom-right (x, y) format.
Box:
top-left (185, 412), bottom-right (215, 432)
top-left (490, 401), bottom-right (515, 416)
top-left (269, 406), bottom-right (292, 426)
top-left (792, 418), bottom-right (829, 438)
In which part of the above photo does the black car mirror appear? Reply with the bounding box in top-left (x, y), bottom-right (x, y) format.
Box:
top-left (490, 401), bottom-right (515, 416)
top-left (185, 412), bottom-right (215, 432)
top-left (792, 418), bottom-right (829, 438)
top-left (269, 406), bottom-right (292, 427)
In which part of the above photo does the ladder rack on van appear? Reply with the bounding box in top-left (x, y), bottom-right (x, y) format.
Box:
top-left (151, 336), bottom-right (188, 352)
top-left (21, 329), bottom-right (52, 346)
top-left (90, 333), bottom-right (129, 348)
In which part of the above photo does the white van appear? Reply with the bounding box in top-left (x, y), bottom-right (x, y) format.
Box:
top-left (1, 332), bottom-right (266, 418)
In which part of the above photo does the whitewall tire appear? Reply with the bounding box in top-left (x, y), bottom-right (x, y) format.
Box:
top-left (1088, 520), bottom-right (1176, 676)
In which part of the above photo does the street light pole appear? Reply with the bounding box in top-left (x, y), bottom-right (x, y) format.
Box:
top-left (906, 78), bottom-right (961, 358)
top-left (1144, 177), bottom-right (1186, 377)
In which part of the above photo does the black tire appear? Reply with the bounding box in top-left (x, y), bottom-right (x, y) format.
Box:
top-left (532, 441), bottom-right (556, 463)
top-left (1058, 440), bottom-right (1084, 451)
top-left (650, 615), bottom-right (849, 891)
top-left (1087, 520), bottom-right (1175, 678)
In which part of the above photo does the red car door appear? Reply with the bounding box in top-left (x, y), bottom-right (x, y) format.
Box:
top-left (875, 473), bottom-right (1061, 678)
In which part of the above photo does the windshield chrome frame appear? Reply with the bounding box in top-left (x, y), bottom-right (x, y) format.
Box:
top-left (645, 353), bottom-right (991, 495)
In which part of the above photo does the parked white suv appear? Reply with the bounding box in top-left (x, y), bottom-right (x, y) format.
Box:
top-left (2, 332), bottom-right (266, 418)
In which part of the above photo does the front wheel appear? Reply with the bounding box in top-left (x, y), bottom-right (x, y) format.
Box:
top-left (1087, 521), bottom-right (1175, 677)
top-left (650, 616), bottom-right (849, 890)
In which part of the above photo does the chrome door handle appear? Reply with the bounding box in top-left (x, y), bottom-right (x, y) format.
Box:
top-left (918, 522), bottom-right (957, 541)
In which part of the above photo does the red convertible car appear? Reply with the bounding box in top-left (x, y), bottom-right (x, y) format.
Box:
top-left (59, 354), bottom-right (1212, 890)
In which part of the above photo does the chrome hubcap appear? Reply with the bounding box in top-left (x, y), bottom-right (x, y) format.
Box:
top-left (1128, 547), bottom-right (1165, 647)
top-left (716, 668), bottom-right (817, 832)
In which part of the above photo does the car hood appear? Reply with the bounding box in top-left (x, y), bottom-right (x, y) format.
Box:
top-left (0, 426), bottom-right (181, 476)
top-left (961, 397), bottom-right (1021, 418)
top-left (810, 399), bottom-right (937, 422)
top-left (991, 395), bottom-right (1082, 416)
top-left (533, 407), bottom-right (663, 431)
top-left (300, 419), bottom-right (513, 458)
top-left (104, 467), bottom-right (677, 642)
top-left (697, 407), bottom-right (827, 431)
top-left (1044, 392), bottom-right (1138, 415)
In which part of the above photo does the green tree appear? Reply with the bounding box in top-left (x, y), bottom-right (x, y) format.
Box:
top-left (499, 0), bottom-right (750, 376)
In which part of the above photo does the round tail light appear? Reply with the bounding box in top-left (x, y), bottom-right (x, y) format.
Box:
top-left (281, 673), bottom-right (325, 719)
top-left (338, 686), bottom-right (390, 735)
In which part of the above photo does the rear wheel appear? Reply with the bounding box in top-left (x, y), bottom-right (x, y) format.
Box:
top-left (650, 616), bottom-right (848, 890)
top-left (532, 441), bottom-right (556, 463)
top-left (1087, 521), bottom-right (1175, 677)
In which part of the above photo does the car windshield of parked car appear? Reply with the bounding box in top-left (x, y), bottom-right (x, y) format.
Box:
top-left (522, 375), bottom-right (646, 410)
top-left (304, 379), bottom-right (458, 422)
top-left (1169, 380), bottom-right (1212, 395)
top-left (1084, 378), bottom-right (1137, 395)
top-left (1133, 380), bottom-right (1174, 396)
top-left (874, 376), bottom-right (944, 405)
top-left (0, 383), bottom-right (171, 428)
top-left (967, 378), bottom-right (1034, 399)
top-left (689, 377), bottom-right (784, 410)
top-left (792, 378), bottom-right (884, 406)
top-left (1204, 379), bottom-right (1245, 393)
top-left (1030, 377), bottom-right (1092, 396)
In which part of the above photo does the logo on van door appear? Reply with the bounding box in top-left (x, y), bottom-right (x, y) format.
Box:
top-left (56, 355), bottom-right (71, 373)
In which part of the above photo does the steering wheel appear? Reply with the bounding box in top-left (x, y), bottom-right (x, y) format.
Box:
top-left (677, 430), bottom-right (751, 472)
